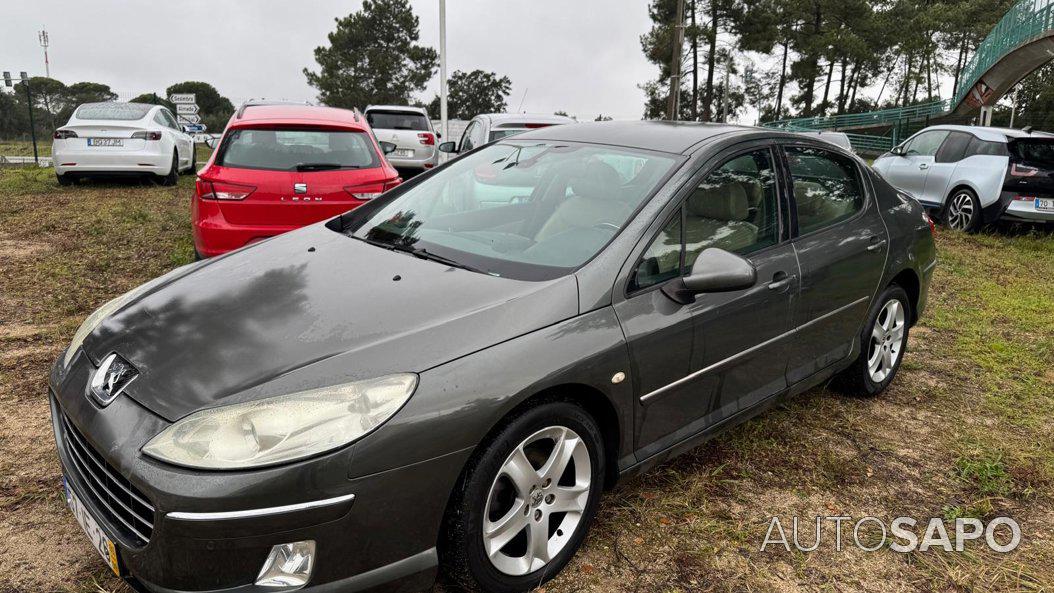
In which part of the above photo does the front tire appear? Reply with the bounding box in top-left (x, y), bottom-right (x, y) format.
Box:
top-left (945, 188), bottom-right (982, 232)
top-left (181, 144), bottom-right (196, 175)
top-left (442, 401), bottom-right (605, 593)
top-left (833, 285), bottom-right (911, 397)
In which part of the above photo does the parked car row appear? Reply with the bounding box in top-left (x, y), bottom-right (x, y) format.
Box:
top-left (50, 117), bottom-right (937, 593)
top-left (874, 125), bottom-right (1054, 231)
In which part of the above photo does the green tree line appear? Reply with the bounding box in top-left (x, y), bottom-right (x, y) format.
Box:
top-left (639, 0), bottom-right (1045, 123)
top-left (0, 79), bottom-right (234, 140)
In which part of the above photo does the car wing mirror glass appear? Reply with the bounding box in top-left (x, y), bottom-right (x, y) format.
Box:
top-left (379, 141), bottom-right (398, 155)
top-left (662, 248), bottom-right (757, 304)
top-left (438, 141), bottom-right (458, 154)
top-left (891, 146), bottom-right (906, 156)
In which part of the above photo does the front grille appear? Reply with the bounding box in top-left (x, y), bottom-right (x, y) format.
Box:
top-left (61, 412), bottom-right (155, 546)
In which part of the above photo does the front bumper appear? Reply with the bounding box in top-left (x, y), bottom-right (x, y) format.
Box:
top-left (50, 353), bottom-right (469, 592)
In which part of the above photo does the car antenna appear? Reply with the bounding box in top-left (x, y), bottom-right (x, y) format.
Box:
top-left (1022, 125), bottom-right (1034, 135)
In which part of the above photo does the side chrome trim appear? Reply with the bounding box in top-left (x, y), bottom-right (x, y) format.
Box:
top-left (167, 493), bottom-right (355, 521)
top-left (640, 296), bottom-right (871, 405)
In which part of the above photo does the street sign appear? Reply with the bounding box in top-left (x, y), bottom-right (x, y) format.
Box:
top-left (183, 123), bottom-right (207, 133)
top-left (178, 114), bottom-right (202, 124)
top-left (169, 93), bottom-right (196, 104)
top-left (176, 104), bottom-right (199, 115)
top-left (2, 72), bottom-right (11, 87)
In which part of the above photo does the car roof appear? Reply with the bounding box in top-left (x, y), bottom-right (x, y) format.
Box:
top-left (919, 124), bottom-right (1054, 142)
top-left (365, 105), bottom-right (429, 116)
top-left (509, 120), bottom-right (761, 154)
top-left (231, 104), bottom-right (366, 129)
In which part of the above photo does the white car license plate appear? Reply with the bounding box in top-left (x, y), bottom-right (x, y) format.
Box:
top-left (392, 149), bottom-right (414, 158)
top-left (88, 138), bottom-right (123, 147)
top-left (63, 476), bottom-right (121, 576)
top-left (1036, 198), bottom-right (1054, 212)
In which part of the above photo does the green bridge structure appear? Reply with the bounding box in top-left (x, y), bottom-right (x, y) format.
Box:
top-left (762, 0), bottom-right (1054, 154)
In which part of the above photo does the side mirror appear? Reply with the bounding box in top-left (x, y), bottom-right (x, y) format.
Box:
top-left (205, 136), bottom-right (218, 149)
top-left (890, 145), bottom-right (906, 157)
top-left (438, 141), bottom-right (458, 154)
top-left (379, 141), bottom-right (398, 155)
top-left (662, 248), bottom-right (757, 304)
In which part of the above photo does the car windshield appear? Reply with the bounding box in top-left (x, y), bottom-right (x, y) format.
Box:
top-left (341, 141), bottom-right (677, 281)
top-left (365, 111), bottom-right (430, 131)
top-left (75, 103), bottom-right (153, 121)
top-left (1011, 139), bottom-right (1054, 166)
top-left (216, 128), bottom-right (380, 171)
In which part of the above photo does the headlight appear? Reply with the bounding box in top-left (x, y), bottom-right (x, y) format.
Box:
top-left (142, 374), bottom-right (418, 470)
top-left (63, 265), bottom-right (193, 368)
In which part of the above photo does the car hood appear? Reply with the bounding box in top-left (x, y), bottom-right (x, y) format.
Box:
top-left (83, 225), bottom-right (579, 422)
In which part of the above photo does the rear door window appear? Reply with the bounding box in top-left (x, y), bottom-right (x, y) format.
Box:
top-left (966, 137), bottom-right (1010, 157)
top-left (935, 132), bottom-right (973, 163)
top-left (217, 128), bottom-right (380, 171)
top-left (786, 146), bottom-right (866, 235)
top-left (365, 111), bottom-right (429, 131)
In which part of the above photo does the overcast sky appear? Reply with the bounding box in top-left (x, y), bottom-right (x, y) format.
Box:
top-left (2, 0), bottom-right (659, 121)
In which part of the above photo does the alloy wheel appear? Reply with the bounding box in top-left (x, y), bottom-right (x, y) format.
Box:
top-left (947, 192), bottom-right (975, 230)
top-left (867, 298), bottom-right (906, 383)
top-left (482, 426), bottom-right (592, 576)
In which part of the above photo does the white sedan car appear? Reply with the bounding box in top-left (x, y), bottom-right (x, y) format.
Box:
top-left (53, 102), bottom-right (196, 186)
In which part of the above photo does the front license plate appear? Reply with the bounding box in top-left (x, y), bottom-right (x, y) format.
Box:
top-left (1036, 198), bottom-right (1054, 212)
top-left (63, 476), bottom-right (120, 576)
top-left (392, 149), bottom-right (414, 158)
top-left (87, 138), bottom-right (123, 147)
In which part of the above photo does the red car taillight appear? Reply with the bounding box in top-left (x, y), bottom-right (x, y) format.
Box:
top-left (1010, 163), bottom-right (1040, 177)
top-left (924, 211), bottom-right (936, 235)
top-left (131, 131), bottom-right (163, 141)
top-left (417, 133), bottom-right (435, 146)
top-left (197, 179), bottom-right (256, 201)
top-left (53, 129), bottom-right (78, 139)
top-left (344, 178), bottom-right (402, 200)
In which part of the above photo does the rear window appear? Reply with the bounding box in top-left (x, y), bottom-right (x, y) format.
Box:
top-left (75, 103), bottom-right (153, 121)
top-left (216, 128), bottom-right (380, 171)
top-left (489, 129), bottom-right (527, 142)
top-left (966, 137), bottom-right (1010, 158)
top-left (365, 111), bottom-right (429, 131)
top-left (1010, 140), bottom-right (1054, 165)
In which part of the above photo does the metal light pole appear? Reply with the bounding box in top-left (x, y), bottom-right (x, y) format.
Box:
top-left (439, 0), bottom-right (449, 142)
top-left (19, 72), bottom-right (39, 165)
top-left (38, 29), bottom-right (50, 78)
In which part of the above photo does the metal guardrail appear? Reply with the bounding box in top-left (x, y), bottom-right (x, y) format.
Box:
top-left (954, 0), bottom-right (1054, 106)
top-left (763, 100), bottom-right (950, 132)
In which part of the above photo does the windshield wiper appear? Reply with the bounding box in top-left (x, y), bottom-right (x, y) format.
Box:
top-left (354, 237), bottom-right (486, 274)
top-left (295, 163), bottom-right (350, 171)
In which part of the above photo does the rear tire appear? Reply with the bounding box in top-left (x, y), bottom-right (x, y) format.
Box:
top-left (442, 401), bottom-right (605, 593)
top-left (56, 173), bottom-right (74, 186)
top-left (159, 151), bottom-right (179, 186)
top-left (944, 188), bottom-right (982, 232)
top-left (833, 285), bottom-right (911, 397)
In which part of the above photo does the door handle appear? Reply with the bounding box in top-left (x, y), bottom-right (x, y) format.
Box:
top-left (919, 163), bottom-right (929, 170)
top-left (768, 272), bottom-right (794, 291)
top-left (867, 236), bottom-right (888, 252)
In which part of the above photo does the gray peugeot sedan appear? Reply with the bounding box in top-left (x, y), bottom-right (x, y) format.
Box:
top-left (49, 121), bottom-right (936, 593)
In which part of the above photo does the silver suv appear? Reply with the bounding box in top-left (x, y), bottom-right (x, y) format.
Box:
top-left (364, 105), bottom-right (440, 172)
top-left (873, 125), bottom-right (1054, 231)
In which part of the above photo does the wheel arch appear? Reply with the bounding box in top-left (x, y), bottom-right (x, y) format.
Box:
top-left (941, 183), bottom-right (979, 215)
top-left (887, 268), bottom-right (921, 325)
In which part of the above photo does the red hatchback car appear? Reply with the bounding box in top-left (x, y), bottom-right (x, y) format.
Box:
top-left (193, 102), bottom-right (401, 258)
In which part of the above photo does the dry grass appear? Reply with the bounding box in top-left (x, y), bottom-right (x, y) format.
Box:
top-left (1, 168), bottom-right (1052, 592)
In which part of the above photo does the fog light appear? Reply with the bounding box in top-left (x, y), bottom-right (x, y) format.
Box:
top-left (255, 540), bottom-right (315, 589)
